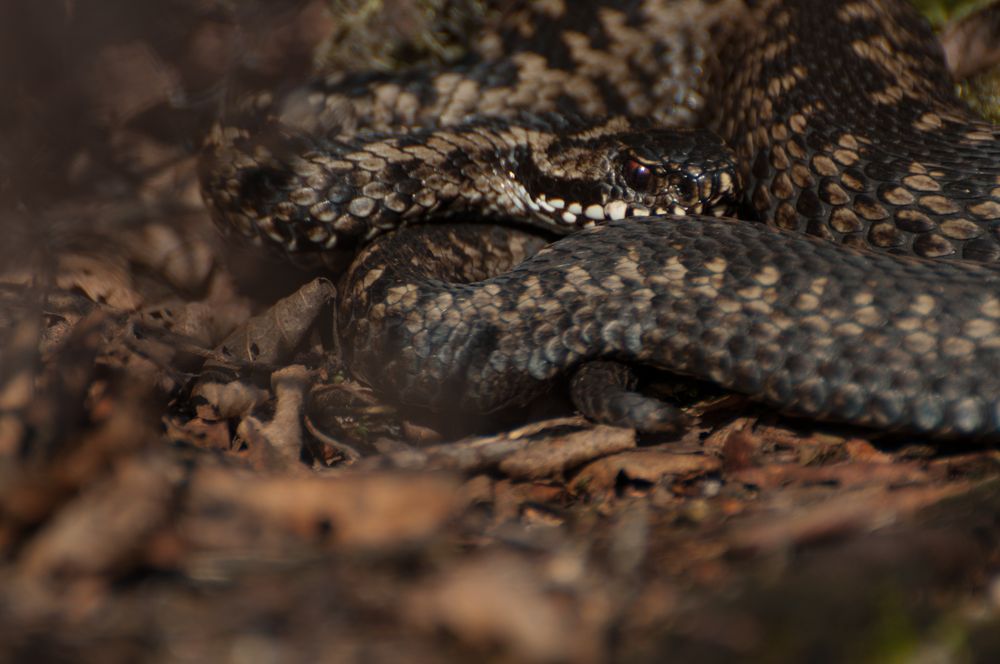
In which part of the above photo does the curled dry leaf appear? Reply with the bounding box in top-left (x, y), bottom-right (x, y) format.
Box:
top-left (210, 278), bottom-right (336, 368)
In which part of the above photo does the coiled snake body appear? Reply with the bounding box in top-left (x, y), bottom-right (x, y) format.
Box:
top-left (201, 0), bottom-right (1000, 439)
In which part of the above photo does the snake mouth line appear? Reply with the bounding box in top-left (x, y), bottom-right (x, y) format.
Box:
top-left (534, 195), bottom-right (733, 226)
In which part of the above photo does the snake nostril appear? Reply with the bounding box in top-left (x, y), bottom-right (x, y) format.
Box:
top-left (668, 171), bottom-right (701, 205)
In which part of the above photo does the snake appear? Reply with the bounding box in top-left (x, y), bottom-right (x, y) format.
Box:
top-left (199, 0), bottom-right (1000, 439)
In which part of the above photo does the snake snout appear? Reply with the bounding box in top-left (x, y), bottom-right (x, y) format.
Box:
top-left (663, 161), bottom-right (740, 217)
top-left (666, 170), bottom-right (701, 206)
top-left (625, 127), bottom-right (742, 217)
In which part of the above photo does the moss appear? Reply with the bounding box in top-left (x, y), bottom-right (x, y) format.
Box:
top-left (317, 0), bottom-right (490, 73)
top-left (959, 64), bottom-right (1000, 122)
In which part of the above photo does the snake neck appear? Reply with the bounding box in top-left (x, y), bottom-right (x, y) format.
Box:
top-left (200, 118), bottom-right (590, 253)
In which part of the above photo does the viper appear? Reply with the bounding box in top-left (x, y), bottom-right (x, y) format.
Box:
top-left (200, 0), bottom-right (1000, 439)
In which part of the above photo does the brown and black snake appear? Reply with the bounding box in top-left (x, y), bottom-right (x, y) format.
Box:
top-left (200, 0), bottom-right (1000, 439)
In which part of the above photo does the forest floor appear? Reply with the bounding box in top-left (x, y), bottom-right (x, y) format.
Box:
top-left (1, 1), bottom-right (999, 662)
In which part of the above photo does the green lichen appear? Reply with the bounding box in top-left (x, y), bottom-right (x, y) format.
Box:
top-left (317, 0), bottom-right (490, 73)
top-left (909, 0), bottom-right (995, 26)
top-left (960, 65), bottom-right (1000, 122)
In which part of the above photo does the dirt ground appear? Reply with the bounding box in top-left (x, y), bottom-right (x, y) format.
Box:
top-left (1, 1), bottom-right (999, 662)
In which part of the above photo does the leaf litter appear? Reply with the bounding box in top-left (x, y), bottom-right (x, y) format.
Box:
top-left (0, 1), bottom-right (998, 662)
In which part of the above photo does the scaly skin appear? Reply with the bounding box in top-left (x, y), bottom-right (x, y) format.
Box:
top-left (340, 218), bottom-right (1000, 439)
top-left (200, 0), bottom-right (1000, 437)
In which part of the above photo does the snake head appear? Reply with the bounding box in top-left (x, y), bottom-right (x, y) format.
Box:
top-left (529, 124), bottom-right (741, 228)
top-left (617, 129), bottom-right (741, 215)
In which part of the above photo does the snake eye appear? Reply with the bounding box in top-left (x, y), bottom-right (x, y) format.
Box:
top-left (624, 159), bottom-right (652, 191)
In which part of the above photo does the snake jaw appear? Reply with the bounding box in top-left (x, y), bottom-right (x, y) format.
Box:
top-left (531, 191), bottom-right (707, 226)
top-left (514, 124), bottom-right (743, 229)
top-left (530, 192), bottom-right (701, 226)
top-left (523, 156), bottom-right (740, 227)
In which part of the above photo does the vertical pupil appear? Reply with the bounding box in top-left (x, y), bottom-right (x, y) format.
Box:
top-left (627, 160), bottom-right (651, 189)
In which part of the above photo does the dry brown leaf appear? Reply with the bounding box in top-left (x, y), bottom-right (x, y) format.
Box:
top-left (211, 278), bottom-right (336, 368)
top-left (928, 451), bottom-right (1000, 480)
top-left (497, 424), bottom-right (636, 480)
top-left (86, 42), bottom-right (180, 126)
top-left (405, 553), bottom-right (602, 663)
top-left (18, 454), bottom-right (184, 581)
top-left (192, 380), bottom-right (270, 420)
top-left (187, 468), bottom-right (462, 548)
top-left (843, 438), bottom-right (894, 463)
top-left (163, 411), bottom-right (233, 452)
top-left (364, 417), bottom-right (633, 476)
top-left (720, 429), bottom-right (763, 470)
top-left (492, 478), bottom-right (565, 524)
top-left (726, 482), bottom-right (973, 557)
top-left (701, 415), bottom-right (757, 454)
top-left (0, 314), bottom-right (41, 411)
top-left (55, 253), bottom-right (143, 311)
top-left (573, 449), bottom-right (722, 498)
top-left (124, 222), bottom-right (215, 293)
top-left (941, 2), bottom-right (1000, 79)
top-left (729, 461), bottom-right (930, 492)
